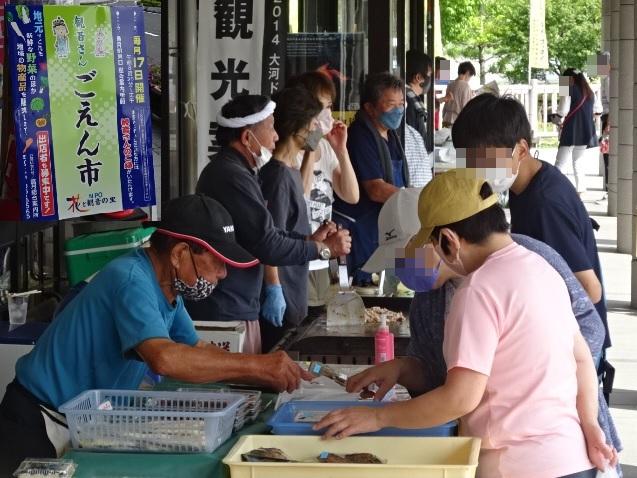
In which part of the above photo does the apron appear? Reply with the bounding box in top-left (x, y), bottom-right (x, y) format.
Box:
top-left (0, 379), bottom-right (70, 475)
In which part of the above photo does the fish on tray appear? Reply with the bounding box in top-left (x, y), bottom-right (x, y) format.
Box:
top-left (318, 452), bottom-right (385, 464)
top-left (241, 447), bottom-right (295, 462)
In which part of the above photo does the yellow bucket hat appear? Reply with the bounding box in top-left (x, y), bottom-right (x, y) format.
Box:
top-left (409, 169), bottom-right (499, 249)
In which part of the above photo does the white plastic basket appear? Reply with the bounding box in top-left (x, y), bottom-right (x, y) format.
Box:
top-left (59, 389), bottom-right (245, 453)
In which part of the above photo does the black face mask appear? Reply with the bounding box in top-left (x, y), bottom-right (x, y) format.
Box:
top-left (419, 76), bottom-right (432, 95)
top-left (173, 248), bottom-right (216, 301)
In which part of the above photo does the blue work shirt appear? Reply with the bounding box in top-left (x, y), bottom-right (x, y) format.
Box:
top-left (334, 117), bottom-right (406, 284)
top-left (16, 249), bottom-right (199, 408)
top-left (509, 161), bottom-right (609, 349)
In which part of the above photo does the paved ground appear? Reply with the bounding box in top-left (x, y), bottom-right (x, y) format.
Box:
top-left (541, 148), bottom-right (637, 477)
top-left (144, 10), bottom-right (161, 67)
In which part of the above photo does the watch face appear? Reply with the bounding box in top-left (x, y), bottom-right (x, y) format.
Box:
top-left (320, 248), bottom-right (331, 260)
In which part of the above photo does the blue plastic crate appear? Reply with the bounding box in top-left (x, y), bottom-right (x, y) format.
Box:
top-left (268, 401), bottom-right (457, 437)
top-left (59, 389), bottom-right (245, 453)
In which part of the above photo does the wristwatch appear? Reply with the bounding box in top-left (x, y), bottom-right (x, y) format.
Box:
top-left (318, 243), bottom-right (331, 260)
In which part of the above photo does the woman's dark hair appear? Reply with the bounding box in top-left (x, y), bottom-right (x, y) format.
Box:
top-left (452, 94), bottom-right (532, 150)
top-left (458, 61), bottom-right (476, 77)
top-left (286, 71), bottom-right (336, 103)
top-left (431, 182), bottom-right (509, 255)
top-left (361, 72), bottom-right (404, 106)
top-left (601, 113), bottom-right (609, 132)
top-left (216, 94), bottom-right (270, 147)
top-left (149, 231), bottom-right (206, 255)
top-left (563, 68), bottom-right (594, 99)
top-left (271, 87), bottom-right (322, 142)
top-left (406, 50), bottom-right (433, 83)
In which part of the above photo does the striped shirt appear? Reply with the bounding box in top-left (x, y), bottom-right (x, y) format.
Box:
top-left (404, 124), bottom-right (433, 187)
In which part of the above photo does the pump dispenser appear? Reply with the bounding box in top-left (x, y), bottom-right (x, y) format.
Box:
top-left (374, 315), bottom-right (394, 364)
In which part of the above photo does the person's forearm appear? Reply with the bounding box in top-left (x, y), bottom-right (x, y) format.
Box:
top-left (583, 282), bottom-right (603, 305)
top-left (396, 357), bottom-right (431, 394)
top-left (574, 270), bottom-right (603, 304)
top-left (575, 334), bottom-right (601, 428)
top-left (300, 151), bottom-right (315, 197)
top-left (143, 341), bottom-right (265, 384)
top-left (332, 150), bottom-right (360, 204)
top-left (377, 384), bottom-right (466, 429)
top-left (264, 265), bottom-right (280, 286)
top-left (364, 181), bottom-right (399, 203)
top-left (252, 229), bottom-right (318, 265)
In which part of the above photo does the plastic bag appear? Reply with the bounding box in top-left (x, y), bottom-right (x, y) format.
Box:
top-left (596, 467), bottom-right (620, 478)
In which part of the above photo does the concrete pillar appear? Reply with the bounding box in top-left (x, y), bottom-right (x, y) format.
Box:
top-left (609, 0), bottom-right (620, 217)
top-left (601, 0), bottom-right (612, 176)
top-left (618, 0), bottom-right (634, 253)
top-left (631, 0), bottom-right (637, 307)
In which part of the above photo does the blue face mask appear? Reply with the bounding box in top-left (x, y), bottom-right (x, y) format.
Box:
top-left (394, 257), bottom-right (441, 292)
top-left (379, 107), bottom-right (405, 130)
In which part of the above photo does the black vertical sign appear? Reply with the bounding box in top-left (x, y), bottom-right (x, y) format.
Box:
top-left (261, 0), bottom-right (287, 96)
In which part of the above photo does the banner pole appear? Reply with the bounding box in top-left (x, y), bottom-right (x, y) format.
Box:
top-left (178, 0), bottom-right (198, 195)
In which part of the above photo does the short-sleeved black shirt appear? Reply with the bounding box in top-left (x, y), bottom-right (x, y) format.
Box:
top-left (509, 161), bottom-right (610, 348)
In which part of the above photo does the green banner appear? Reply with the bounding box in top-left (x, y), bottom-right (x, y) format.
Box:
top-left (44, 7), bottom-right (120, 219)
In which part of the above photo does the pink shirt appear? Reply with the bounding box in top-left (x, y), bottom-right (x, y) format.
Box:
top-left (444, 243), bottom-right (592, 478)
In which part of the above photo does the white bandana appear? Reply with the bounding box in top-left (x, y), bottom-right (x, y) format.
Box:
top-left (216, 101), bottom-right (276, 128)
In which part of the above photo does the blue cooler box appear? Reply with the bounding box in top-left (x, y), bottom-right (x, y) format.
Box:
top-left (268, 401), bottom-right (457, 437)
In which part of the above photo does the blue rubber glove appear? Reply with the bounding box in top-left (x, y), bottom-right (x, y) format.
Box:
top-left (261, 284), bottom-right (286, 327)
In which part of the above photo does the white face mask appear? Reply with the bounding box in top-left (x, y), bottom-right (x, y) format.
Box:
top-left (485, 146), bottom-right (519, 193)
top-left (316, 107), bottom-right (335, 136)
top-left (248, 131), bottom-right (272, 169)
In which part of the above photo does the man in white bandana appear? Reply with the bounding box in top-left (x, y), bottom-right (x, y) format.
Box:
top-left (192, 95), bottom-right (351, 353)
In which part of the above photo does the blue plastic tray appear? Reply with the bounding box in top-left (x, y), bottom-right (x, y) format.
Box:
top-left (268, 401), bottom-right (457, 437)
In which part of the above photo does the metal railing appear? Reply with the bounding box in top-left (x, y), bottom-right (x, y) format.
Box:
top-left (435, 81), bottom-right (602, 141)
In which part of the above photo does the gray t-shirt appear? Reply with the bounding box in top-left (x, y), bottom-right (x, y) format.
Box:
top-left (407, 233), bottom-right (621, 453)
top-left (260, 159), bottom-right (312, 326)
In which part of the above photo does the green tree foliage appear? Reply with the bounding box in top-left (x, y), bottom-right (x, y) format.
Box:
top-left (440, 0), bottom-right (601, 83)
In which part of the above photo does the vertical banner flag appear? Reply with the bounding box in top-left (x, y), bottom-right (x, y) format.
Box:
top-left (433, 0), bottom-right (443, 58)
top-left (529, 0), bottom-right (549, 70)
top-left (197, 0), bottom-right (287, 175)
top-left (6, 4), bottom-right (155, 221)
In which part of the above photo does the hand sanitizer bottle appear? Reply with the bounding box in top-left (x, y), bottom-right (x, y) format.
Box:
top-left (374, 315), bottom-right (394, 364)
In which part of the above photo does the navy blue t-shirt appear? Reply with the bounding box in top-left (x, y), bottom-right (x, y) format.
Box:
top-left (333, 117), bottom-right (406, 283)
top-left (509, 161), bottom-right (610, 348)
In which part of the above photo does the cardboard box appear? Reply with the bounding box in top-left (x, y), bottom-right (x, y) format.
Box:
top-left (194, 321), bottom-right (246, 353)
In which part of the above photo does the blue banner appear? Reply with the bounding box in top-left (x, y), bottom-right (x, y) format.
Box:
top-left (6, 4), bottom-right (155, 221)
top-left (7, 5), bottom-right (58, 220)
top-left (112, 6), bottom-right (155, 211)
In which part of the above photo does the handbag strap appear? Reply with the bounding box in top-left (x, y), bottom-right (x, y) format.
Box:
top-left (562, 94), bottom-right (589, 128)
top-left (559, 94), bottom-right (589, 140)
